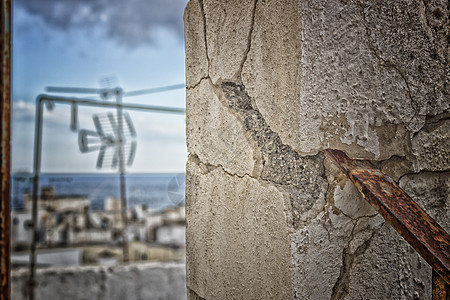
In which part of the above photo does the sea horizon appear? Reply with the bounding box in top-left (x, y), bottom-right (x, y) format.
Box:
top-left (11, 173), bottom-right (186, 212)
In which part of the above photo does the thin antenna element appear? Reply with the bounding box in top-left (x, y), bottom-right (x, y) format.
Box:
top-left (124, 83), bottom-right (186, 97)
top-left (46, 83), bottom-right (186, 98)
top-left (79, 112), bottom-right (137, 169)
top-left (29, 85), bottom-right (186, 300)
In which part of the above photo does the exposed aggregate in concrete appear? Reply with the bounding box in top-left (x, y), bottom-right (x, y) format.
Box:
top-left (184, 0), bottom-right (450, 299)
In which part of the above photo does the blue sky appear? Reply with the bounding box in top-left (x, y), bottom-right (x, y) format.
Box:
top-left (12, 0), bottom-right (189, 173)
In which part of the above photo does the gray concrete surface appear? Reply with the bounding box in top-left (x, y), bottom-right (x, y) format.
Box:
top-left (185, 0), bottom-right (449, 299)
top-left (11, 262), bottom-right (186, 300)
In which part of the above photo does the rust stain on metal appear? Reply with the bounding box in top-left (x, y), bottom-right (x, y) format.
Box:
top-left (433, 270), bottom-right (450, 300)
top-left (325, 149), bottom-right (450, 285)
top-left (0, 0), bottom-right (11, 299)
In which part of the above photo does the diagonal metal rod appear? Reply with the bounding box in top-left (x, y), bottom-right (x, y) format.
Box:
top-left (324, 149), bottom-right (450, 286)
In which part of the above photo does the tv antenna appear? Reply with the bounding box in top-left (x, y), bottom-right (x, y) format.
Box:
top-left (78, 111), bottom-right (137, 169)
top-left (29, 82), bottom-right (185, 298)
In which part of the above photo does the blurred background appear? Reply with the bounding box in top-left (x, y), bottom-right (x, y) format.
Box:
top-left (10, 1), bottom-right (190, 298)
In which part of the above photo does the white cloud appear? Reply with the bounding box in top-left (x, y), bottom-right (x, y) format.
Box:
top-left (12, 99), bottom-right (35, 122)
top-left (15, 0), bottom-right (189, 47)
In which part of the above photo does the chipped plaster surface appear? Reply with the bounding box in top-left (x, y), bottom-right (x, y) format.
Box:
top-left (186, 79), bottom-right (259, 177)
top-left (184, 0), bottom-right (450, 299)
top-left (203, 0), bottom-right (255, 83)
top-left (219, 81), bottom-right (328, 229)
top-left (241, 0), bottom-right (449, 161)
top-left (241, 0), bottom-right (303, 153)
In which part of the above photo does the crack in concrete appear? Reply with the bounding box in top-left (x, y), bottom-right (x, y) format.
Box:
top-left (419, 110), bottom-right (450, 133)
top-left (188, 287), bottom-right (206, 300)
top-left (197, 0), bottom-right (211, 77)
top-left (187, 76), bottom-right (211, 90)
top-left (320, 219), bottom-right (332, 242)
top-left (185, 2), bottom-right (449, 298)
top-left (188, 76), bottom-right (264, 178)
top-left (417, 0), bottom-right (435, 46)
top-left (330, 224), bottom-right (377, 300)
top-left (331, 201), bottom-right (380, 223)
top-left (188, 78), bottom-right (329, 229)
top-left (219, 81), bottom-right (325, 186)
top-left (206, 77), bottom-right (264, 178)
top-left (235, 0), bottom-right (259, 80)
top-left (196, 0), bottom-right (258, 84)
top-left (356, 1), bottom-right (421, 127)
top-left (416, 0), bottom-right (449, 66)
top-left (189, 153), bottom-right (253, 180)
top-left (398, 169), bottom-right (450, 184)
top-left (216, 81), bottom-right (328, 229)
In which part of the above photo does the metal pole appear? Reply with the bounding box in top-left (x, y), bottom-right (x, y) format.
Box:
top-left (28, 99), bottom-right (44, 300)
top-left (35, 94), bottom-right (185, 115)
top-left (115, 89), bottom-right (129, 263)
top-left (0, 0), bottom-right (11, 298)
top-left (22, 92), bottom-right (185, 297)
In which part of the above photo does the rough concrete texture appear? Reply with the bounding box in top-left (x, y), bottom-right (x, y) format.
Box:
top-left (186, 79), bottom-right (260, 177)
top-left (399, 171), bottom-right (450, 232)
top-left (184, 0), bottom-right (208, 89)
top-left (186, 158), bottom-right (295, 299)
top-left (11, 262), bottom-right (186, 300)
top-left (185, 0), bottom-right (449, 299)
top-left (243, 0), bottom-right (449, 162)
top-left (345, 224), bottom-right (432, 300)
top-left (411, 116), bottom-right (450, 171)
top-left (203, 0), bottom-right (255, 83)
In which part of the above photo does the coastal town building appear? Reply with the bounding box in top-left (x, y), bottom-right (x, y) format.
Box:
top-left (11, 187), bottom-right (186, 267)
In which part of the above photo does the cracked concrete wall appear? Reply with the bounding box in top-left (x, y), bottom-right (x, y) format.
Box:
top-left (184, 0), bottom-right (449, 299)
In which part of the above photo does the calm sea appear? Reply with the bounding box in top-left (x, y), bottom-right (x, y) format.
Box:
top-left (11, 173), bottom-right (185, 211)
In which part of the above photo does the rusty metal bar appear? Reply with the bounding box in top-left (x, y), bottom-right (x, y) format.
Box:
top-left (0, 0), bottom-right (11, 299)
top-left (433, 270), bottom-right (449, 300)
top-left (325, 149), bottom-right (450, 287)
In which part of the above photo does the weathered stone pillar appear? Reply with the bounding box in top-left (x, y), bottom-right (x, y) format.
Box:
top-left (184, 0), bottom-right (449, 299)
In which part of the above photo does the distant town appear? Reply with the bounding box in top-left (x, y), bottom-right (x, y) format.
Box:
top-left (11, 186), bottom-right (186, 268)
